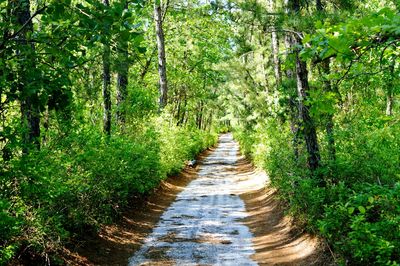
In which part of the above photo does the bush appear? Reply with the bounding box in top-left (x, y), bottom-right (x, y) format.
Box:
top-left (232, 118), bottom-right (400, 265)
top-left (319, 184), bottom-right (400, 265)
top-left (0, 117), bottom-right (217, 264)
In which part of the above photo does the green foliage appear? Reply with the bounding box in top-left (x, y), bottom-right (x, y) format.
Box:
top-left (0, 120), bottom-right (216, 264)
top-left (234, 119), bottom-right (400, 265)
top-left (2, 0), bottom-right (399, 264)
top-left (0, 0), bottom-right (228, 264)
top-left (158, 117), bottom-right (218, 176)
top-left (320, 184), bottom-right (400, 265)
top-left (227, 1), bottom-right (400, 264)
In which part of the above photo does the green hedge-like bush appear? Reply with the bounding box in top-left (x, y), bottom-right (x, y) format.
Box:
top-left (233, 118), bottom-right (400, 265)
top-left (320, 184), bottom-right (400, 265)
top-left (0, 120), bottom-right (217, 265)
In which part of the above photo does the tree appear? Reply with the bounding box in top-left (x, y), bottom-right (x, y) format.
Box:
top-left (13, 0), bottom-right (41, 152)
top-left (288, 0), bottom-right (321, 171)
top-left (154, 0), bottom-right (168, 109)
top-left (269, 0), bottom-right (281, 89)
top-left (102, 0), bottom-right (112, 135)
top-left (116, 1), bottom-right (129, 125)
top-left (316, 0), bottom-right (336, 161)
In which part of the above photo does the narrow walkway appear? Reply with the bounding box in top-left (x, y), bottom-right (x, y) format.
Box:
top-left (129, 134), bottom-right (265, 265)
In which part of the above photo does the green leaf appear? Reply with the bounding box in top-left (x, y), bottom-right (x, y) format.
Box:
top-left (368, 197), bottom-right (374, 204)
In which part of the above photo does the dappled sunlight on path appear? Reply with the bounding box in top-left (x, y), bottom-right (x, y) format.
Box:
top-left (129, 134), bottom-right (259, 265)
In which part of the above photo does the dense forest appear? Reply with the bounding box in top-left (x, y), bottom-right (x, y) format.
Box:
top-left (0, 0), bottom-right (399, 265)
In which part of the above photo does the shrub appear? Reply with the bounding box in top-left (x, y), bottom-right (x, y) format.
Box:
top-left (232, 118), bottom-right (400, 265)
top-left (0, 117), bottom-right (217, 264)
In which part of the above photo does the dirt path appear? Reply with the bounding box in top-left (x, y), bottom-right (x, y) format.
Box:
top-left (129, 134), bottom-right (258, 265)
top-left (63, 133), bottom-right (330, 265)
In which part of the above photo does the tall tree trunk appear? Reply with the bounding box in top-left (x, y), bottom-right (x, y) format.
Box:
top-left (386, 91), bottom-right (394, 116)
top-left (14, 0), bottom-right (41, 151)
top-left (116, 2), bottom-right (129, 125)
top-left (284, 0), bottom-right (299, 160)
top-left (269, 0), bottom-right (281, 89)
top-left (102, 0), bottom-right (112, 135)
top-left (386, 62), bottom-right (395, 116)
top-left (179, 90), bottom-right (187, 126)
top-left (294, 36), bottom-right (321, 171)
top-left (175, 90), bottom-right (182, 124)
top-left (316, 0), bottom-right (323, 11)
top-left (116, 64), bottom-right (128, 124)
top-left (289, 0), bottom-right (321, 171)
top-left (196, 101), bottom-right (204, 130)
top-left (258, 30), bottom-right (270, 92)
top-left (271, 31), bottom-right (281, 88)
top-left (321, 59), bottom-right (336, 161)
top-left (154, 0), bottom-right (168, 109)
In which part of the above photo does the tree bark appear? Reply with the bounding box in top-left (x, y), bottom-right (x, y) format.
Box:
top-left (196, 101), bottom-right (204, 130)
top-left (116, 65), bottom-right (128, 124)
top-left (316, 0), bottom-right (323, 11)
top-left (294, 37), bottom-right (321, 171)
top-left (284, 0), bottom-right (299, 160)
top-left (269, 0), bottom-right (281, 89)
top-left (386, 91), bottom-right (394, 116)
top-left (102, 0), bottom-right (112, 135)
top-left (321, 59), bottom-right (336, 161)
top-left (116, 2), bottom-right (129, 125)
top-left (289, 0), bottom-right (321, 171)
top-left (13, 0), bottom-right (41, 151)
top-left (386, 62), bottom-right (395, 116)
top-left (154, 0), bottom-right (168, 109)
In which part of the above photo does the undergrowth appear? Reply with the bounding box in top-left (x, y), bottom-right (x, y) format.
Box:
top-left (233, 118), bottom-right (400, 265)
top-left (0, 117), bottom-right (217, 265)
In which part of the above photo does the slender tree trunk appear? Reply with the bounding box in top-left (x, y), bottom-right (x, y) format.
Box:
top-left (116, 2), bottom-right (129, 125)
top-left (180, 91), bottom-right (187, 125)
top-left (294, 37), bottom-right (321, 171)
top-left (284, 0), bottom-right (299, 160)
top-left (386, 91), bottom-right (394, 116)
top-left (175, 91), bottom-right (182, 124)
top-left (196, 101), bottom-right (204, 130)
top-left (386, 62), bottom-right (395, 116)
top-left (140, 47), bottom-right (157, 81)
top-left (116, 65), bottom-right (128, 124)
top-left (269, 0), bottom-right (281, 89)
top-left (258, 31), bottom-right (270, 92)
top-left (271, 31), bottom-right (281, 87)
top-left (14, 0), bottom-right (41, 151)
top-left (316, 0), bottom-right (323, 11)
top-left (42, 105), bottom-right (49, 145)
top-left (178, 88), bottom-right (187, 126)
top-left (102, 0), bottom-right (111, 135)
top-left (154, 0), bottom-right (168, 109)
top-left (206, 112), bottom-right (213, 131)
top-left (321, 59), bottom-right (336, 161)
top-left (289, 0), bottom-right (321, 171)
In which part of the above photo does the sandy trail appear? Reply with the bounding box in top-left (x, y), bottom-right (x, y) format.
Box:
top-left (63, 133), bottom-right (329, 266)
top-left (129, 134), bottom-right (261, 265)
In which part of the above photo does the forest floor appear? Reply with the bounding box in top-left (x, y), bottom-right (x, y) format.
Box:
top-left (62, 134), bottom-right (331, 265)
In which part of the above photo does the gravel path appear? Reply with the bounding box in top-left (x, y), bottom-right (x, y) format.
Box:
top-left (129, 134), bottom-right (264, 266)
